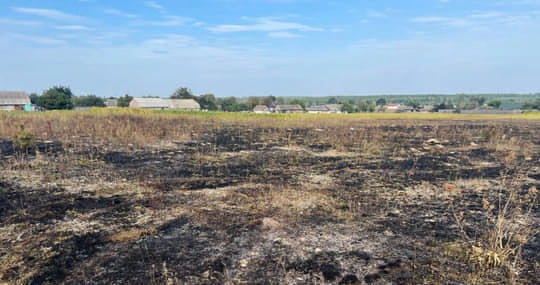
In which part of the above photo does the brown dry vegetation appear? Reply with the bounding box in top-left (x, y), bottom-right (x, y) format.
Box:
top-left (0, 110), bottom-right (539, 284)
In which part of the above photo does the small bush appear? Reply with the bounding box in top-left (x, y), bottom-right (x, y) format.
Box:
top-left (13, 125), bottom-right (36, 152)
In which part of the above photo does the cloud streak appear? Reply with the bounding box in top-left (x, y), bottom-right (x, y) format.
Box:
top-left (208, 17), bottom-right (322, 34)
top-left (12, 7), bottom-right (87, 22)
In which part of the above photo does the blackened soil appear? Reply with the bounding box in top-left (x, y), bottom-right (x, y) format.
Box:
top-left (1, 121), bottom-right (539, 284)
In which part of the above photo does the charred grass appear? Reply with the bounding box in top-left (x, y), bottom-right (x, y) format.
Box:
top-left (0, 110), bottom-right (539, 284)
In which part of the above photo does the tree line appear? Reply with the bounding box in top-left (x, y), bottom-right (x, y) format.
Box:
top-left (28, 86), bottom-right (539, 112)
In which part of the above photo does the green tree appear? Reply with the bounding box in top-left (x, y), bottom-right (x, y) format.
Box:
top-left (117, 94), bottom-right (133, 107)
top-left (487, 100), bottom-right (502, 109)
top-left (219, 97), bottom-right (237, 112)
top-left (246, 96), bottom-right (263, 109)
top-left (289, 99), bottom-right (306, 109)
top-left (406, 99), bottom-right (421, 109)
top-left (327, 97), bottom-right (338, 104)
top-left (39, 86), bottom-right (74, 110)
top-left (29, 93), bottom-right (39, 105)
top-left (263, 95), bottom-right (276, 106)
top-left (171, 87), bottom-right (196, 99)
top-left (73, 95), bottom-right (106, 107)
top-left (341, 103), bottom-right (356, 113)
top-left (522, 99), bottom-right (540, 110)
top-left (358, 101), bottom-right (375, 112)
top-left (376, 98), bottom-right (387, 106)
top-left (198, 93), bottom-right (218, 111)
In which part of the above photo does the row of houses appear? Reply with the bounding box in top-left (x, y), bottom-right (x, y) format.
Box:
top-left (0, 91), bottom-right (202, 111)
top-left (254, 104), bottom-right (343, 114)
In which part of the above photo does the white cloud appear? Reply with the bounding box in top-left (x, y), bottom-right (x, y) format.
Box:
top-left (144, 1), bottom-right (164, 10)
top-left (6, 33), bottom-right (67, 45)
top-left (54, 25), bottom-right (91, 31)
top-left (367, 10), bottom-right (388, 18)
top-left (0, 18), bottom-right (41, 26)
top-left (133, 15), bottom-right (191, 26)
top-left (412, 16), bottom-right (472, 27)
top-left (268, 31), bottom-right (302, 38)
top-left (12, 7), bottom-right (87, 22)
top-left (208, 17), bottom-right (322, 33)
top-left (105, 9), bottom-right (138, 18)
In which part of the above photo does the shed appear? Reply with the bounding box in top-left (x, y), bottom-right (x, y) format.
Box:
top-left (306, 105), bottom-right (329, 113)
top-left (168, 99), bottom-right (200, 111)
top-left (129, 98), bottom-right (200, 111)
top-left (275, 104), bottom-right (304, 113)
top-left (325, 104), bottom-right (342, 113)
top-left (253, 105), bottom-right (271, 114)
top-left (0, 91), bottom-right (30, 111)
top-left (129, 98), bottom-right (168, 109)
top-left (105, 99), bottom-right (118, 108)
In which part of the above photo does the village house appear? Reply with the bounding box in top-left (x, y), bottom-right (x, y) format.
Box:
top-left (253, 105), bottom-right (271, 114)
top-left (306, 105), bottom-right (329, 113)
top-left (105, 99), bottom-right (118, 108)
top-left (384, 103), bottom-right (403, 112)
top-left (438, 109), bottom-right (457, 113)
top-left (129, 98), bottom-right (200, 111)
top-left (0, 91), bottom-right (30, 111)
top-left (306, 104), bottom-right (343, 114)
top-left (168, 99), bottom-right (201, 111)
top-left (275, 104), bottom-right (304, 113)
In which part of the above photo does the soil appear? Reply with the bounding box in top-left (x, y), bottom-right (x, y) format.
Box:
top-left (0, 120), bottom-right (539, 284)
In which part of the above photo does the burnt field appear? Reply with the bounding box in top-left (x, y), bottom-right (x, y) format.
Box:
top-left (0, 111), bottom-right (539, 284)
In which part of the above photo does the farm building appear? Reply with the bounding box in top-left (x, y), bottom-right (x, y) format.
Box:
top-left (275, 104), bottom-right (304, 113)
top-left (438, 109), bottom-right (457, 113)
top-left (306, 105), bottom-right (329, 113)
top-left (384, 103), bottom-right (404, 112)
top-left (0, 91), bottom-right (30, 111)
top-left (168, 99), bottom-right (200, 111)
top-left (253, 105), bottom-right (271, 114)
top-left (105, 99), bottom-right (118, 108)
top-left (307, 104), bottom-right (343, 114)
top-left (129, 98), bottom-right (200, 111)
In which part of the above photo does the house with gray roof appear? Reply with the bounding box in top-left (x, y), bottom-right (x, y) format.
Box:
top-left (253, 105), bottom-right (271, 114)
top-left (129, 98), bottom-right (200, 111)
top-left (275, 104), bottom-right (304, 113)
top-left (306, 104), bottom-right (343, 114)
top-left (0, 91), bottom-right (30, 111)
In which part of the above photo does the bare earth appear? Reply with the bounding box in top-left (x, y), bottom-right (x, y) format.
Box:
top-left (1, 115), bottom-right (539, 284)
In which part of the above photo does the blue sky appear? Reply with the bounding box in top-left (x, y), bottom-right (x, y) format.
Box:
top-left (1, 0), bottom-right (539, 97)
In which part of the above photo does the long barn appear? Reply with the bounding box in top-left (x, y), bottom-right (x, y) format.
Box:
top-left (0, 91), bottom-right (30, 111)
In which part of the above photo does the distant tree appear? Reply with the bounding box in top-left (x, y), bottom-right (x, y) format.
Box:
top-left (406, 99), bottom-right (421, 109)
top-left (470, 96), bottom-right (487, 108)
top-left (276, 97), bottom-right (285, 104)
top-left (171, 87), bottom-right (196, 99)
top-left (433, 102), bottom-right (454, 111)
top-left (29, 93), bottom-right (39, 105)
top-left (219, 97), bottom-right (237, 112)
top-left (341, 103), bottom-right (356, 113)
top-left (73, 95), bottom-right (106, 107)
top-left (289, 99), bottom-right (306, 109)
top-left (487, 100), bottom-right (502, 109)
top-left (198, 93), bottom-right (218, 111)
top-left (327, 97), bottom-right (338, 104)
top-left (246, 96), bottom-right (263, 109)
top-left (376, 98), bottom-right (387, 106)
top-left (117, 94), bottom-right (133, 107)
top-left (39, 86), bottom-right (74, 110)
top-left (522, 99), bottom-right (540, 110)
top-left (358, 101), bottom-right (375, 112)
top-left (232, 102), bottom-right (249, 112)
top-left (263, 95), bottom-right (276, 106)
